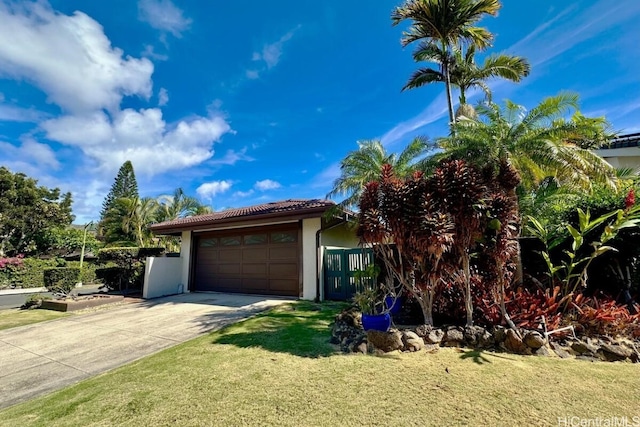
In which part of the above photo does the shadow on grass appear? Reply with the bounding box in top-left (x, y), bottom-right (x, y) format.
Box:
top-left (459, 349), bottom-right (517, 365)
top-left (210, 301), bottom-right (346, 358)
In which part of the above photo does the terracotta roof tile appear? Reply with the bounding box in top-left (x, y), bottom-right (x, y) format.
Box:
top-left (150, 198), bottom-right (336, 231)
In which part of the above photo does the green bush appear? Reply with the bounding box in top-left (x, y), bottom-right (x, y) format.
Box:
top-left (66, 261), bottom-right (100, 284)
top-left (0, 258), bottom-right (59, 289)
top-left (21, 293), bottom-right (51, 309)
top-left (43, 267), bottom-right (80, 294)
top-left (95, 267), bottom-right (127, 289)
top-left (95, 247), bottom-right (161, 291)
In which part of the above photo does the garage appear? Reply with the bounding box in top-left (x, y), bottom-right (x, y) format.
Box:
top-left (193, 224), bottom-right (301, 296)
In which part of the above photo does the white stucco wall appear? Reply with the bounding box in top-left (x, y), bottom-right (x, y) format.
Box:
top-left (320, 222), bottom-right (360, 248)
top-left (301, 217), bottom-right (321, 301)
top-left (180, 230), bottom-right (191, 293)
top-left (143, 257), bottom-right (183, 299)
top-left (595, 147), bottom-right (640, 171)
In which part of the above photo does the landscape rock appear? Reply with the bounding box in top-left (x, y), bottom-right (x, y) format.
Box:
top-left (523, 331), bottom-right (546, 350)
top-left (444, 327), bottom-right (464, 347)
top-left (599, 344), bottom-right (632, 362)
top-left (464, 326), bottom-right (485, 347)
top-left (504, 329), bottom-right (530, 354)
top-left (425, 328), bottom-right (445, 345)
top-left (570, 340), bottom-right (598, 356)
top-left (534, 345), bottom-right (551, 357)
top-left (366, 329), bottom-right (404, 353)
top-left (550, 342), bottom-right (572, 359)
top-left (402, 331), bottom-right (424, 352)
top-left (415, 324), bottom-right (432, 338)
top-left (477, 330), bottom-right (495, 349)
top-left (493, 326), bottom-right (507, 344)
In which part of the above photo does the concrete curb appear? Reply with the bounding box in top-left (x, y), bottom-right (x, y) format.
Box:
top-left (0, 287), bottom-right (47, 296)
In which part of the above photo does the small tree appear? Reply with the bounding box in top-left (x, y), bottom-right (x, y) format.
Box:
top-left (358, 165), bottom-right (455, 325)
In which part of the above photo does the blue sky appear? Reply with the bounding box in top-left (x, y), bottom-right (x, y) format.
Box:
top-left (0, 0), bottom-right (639, 224)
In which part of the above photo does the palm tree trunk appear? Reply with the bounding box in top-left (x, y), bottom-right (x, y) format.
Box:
top-left (442, 50), bottom-right (456, 125)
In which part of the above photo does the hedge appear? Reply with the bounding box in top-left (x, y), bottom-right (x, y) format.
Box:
top-left (95, 247), bottom-right (163, 291)
top-left (98, 247), bottom-right (165, 263)
top-left (0, 258), bottom-right (58, 289)
top-left (43, 267), bottom-right (80, 294)
top-left (0, 258), bottom-right (105, 290)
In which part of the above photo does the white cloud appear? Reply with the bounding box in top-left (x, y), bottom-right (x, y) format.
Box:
top-left (0, 103), bottom-right (46, 122)
top-left (0, 2), bottom-right (154, 113)
top-left (196, 180), bottom-right (232, 199)
top-left (380, 93), bottom-right (449, 146)
top-left (245, 69), bottom-right (260, 80)
top-left (142, 44), bottom-right (168, 61)
top-left (247, 25), bottom-right (301, 79)
top-left (209, 148), bottom-right (254, 165)
top-left (42, 108), bottom-right (232, 176)
top-left (509, 1), bottom-right (640, 70)
top-left (233, 190), bottom-right (254, 198)
top-left (138, 0), bottom-right (192, 37)
top-left (0, 138), bottom-right (60, 170)
top-left (158, 87), bottom-right (169, 106)
top-left (254, 179), bottom-right (281, 191)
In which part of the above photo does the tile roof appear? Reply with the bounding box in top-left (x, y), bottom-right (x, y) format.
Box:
top-left (601, 132), bottom-right (640, 149)
top-left (150, 199), bottom-right (336, 232)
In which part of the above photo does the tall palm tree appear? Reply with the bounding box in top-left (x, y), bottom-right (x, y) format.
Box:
top-left (327, 137), bottom-right (430, 210)
top-left (437, 93), bottom-right (618, 192)
top-left (404, 44), bottom-right (530, 118)
top-left (117, 197), bottom-right (158, 247)
top-left (392, 0), bottom-right (501, 124)
top-left (156, 188), bottom-right (203, 222)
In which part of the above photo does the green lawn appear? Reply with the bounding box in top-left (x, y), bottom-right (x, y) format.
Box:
top-left (0, 309), bottom-right (68, 331)
top-left (0, 301), bottom-right (638, 427)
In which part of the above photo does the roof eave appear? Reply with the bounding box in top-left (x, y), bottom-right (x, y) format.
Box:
top-left (150, 205), bottom-right (334, 235)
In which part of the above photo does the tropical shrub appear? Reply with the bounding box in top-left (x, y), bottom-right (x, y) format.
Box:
top-left (97, 247), bottom-right (164, 291)
top-left (43, 267), bottom-right (80, 294)
top-left (0, 257), bottom-right (60, 289)
top-left (358, 160), bottom-right (520, 326)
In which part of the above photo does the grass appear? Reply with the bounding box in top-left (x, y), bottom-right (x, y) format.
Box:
top-left (0, 301), bottom-right (638, 427)
top-left (0, 309), bottom-right (68, 331)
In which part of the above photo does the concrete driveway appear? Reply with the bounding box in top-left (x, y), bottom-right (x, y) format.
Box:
top-left (0, 292), bottom-right (290, 409)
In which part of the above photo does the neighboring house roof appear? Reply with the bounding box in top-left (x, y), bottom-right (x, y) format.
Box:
top-left (600, 132), bottom-right (640, 149)
top-left (150, 199), bottom-right (337, 234)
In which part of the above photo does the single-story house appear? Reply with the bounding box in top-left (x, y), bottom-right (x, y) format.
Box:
top-left (594, 132), bottom-right (640, 171)
top-left (145, 199), bottom-right (360, 300)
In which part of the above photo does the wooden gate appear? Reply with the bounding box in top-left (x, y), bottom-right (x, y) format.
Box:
top-left (324, 248), bottom-right (375, 301)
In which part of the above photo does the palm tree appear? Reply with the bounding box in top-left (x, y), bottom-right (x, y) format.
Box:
top-left (404, 44), bottom-right (530, 119)
top-left (117, 197), bottom-right (158, 247)
top-left (392, 0), bottom-right (501, 124)
top-left (327, 137), bottom-right (430, 210)
top-left (156, 188), bottom-right (203, 222)
top-left (437, 93), bottom-right (618, 193)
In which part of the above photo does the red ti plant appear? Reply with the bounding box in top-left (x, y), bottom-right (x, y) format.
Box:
top-left (481, 161), bottom-right (522, 329)
top-left (358, 165), bottom-right (454, 325)
top-left (431, 160), bottom-right (487, 327)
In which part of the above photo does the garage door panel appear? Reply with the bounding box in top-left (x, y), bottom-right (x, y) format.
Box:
top-left (269, 263), bottom-right (297, 277)
top-left (242, 263), bottom-right (267, 275)
top-left (243, 278), bottom-right (268, 290)
top-left (219, 249), bottom-right (242, 261)
top-left (269, 246), bottom-right (297, 260)
top-left (194, 225), bottom-right (300, 296)
top-left (218, 264), bottom-right (241, 275)
top-left (243, 247), bottom-right (268, 261)
top-left (270, 279), bottom-right (298, 293)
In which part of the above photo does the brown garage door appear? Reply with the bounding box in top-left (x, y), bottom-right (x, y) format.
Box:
top-left (193, 224), bottom-right (301, 296)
